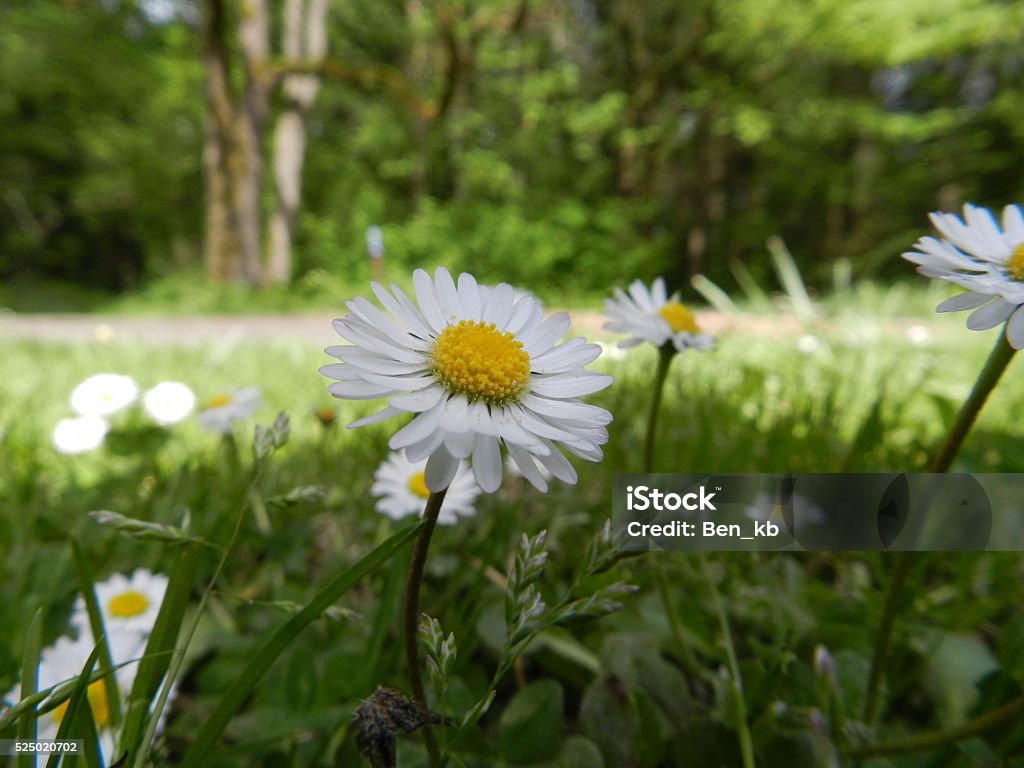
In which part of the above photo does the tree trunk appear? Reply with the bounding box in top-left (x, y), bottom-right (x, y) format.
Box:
top-left (234, 0), bottom-right (271, 286)
top-left (267, 0), bottom-right (327, 285)
top-left (201, 0), bottom-right (239, 281)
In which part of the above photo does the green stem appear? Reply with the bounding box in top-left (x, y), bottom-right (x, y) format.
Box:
top-left (405, 488), bottom-right (448, 767)
top-left (863, 332), bottom-right (1017, 726)
top-left (928, 333), bottom-right (1017, 474)
top-left (701, 554), bottom-right (756, 768)
top-left (846, 696), bottom-right (1023, 759)
top-left (862, 551), bottom-right (912, 726)
top-left (643, 345), bottom-right (677, 473)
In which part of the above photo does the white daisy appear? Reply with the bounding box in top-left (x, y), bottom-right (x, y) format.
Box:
top-left (52, 416), bottom-right (109, 455)
top-left (6, 631), bottom-right (146, 762)
top-left (142, 381), bottom-right (196, 426)
top-left (321, 267), bottom-right (612, 494)
top-left (603, 277), bottom-right (715, 352)
top-left (196, 387), bottom-right (262, 434)
top-left (504, 453), bottom-right (552, 484)
top-left (70, 569), bottom-right (168, 637)
top-left (372, 451), bottom-right (480, 525)
top-left (903, 203), bottom-right (1024, 349)
top-left (70, 374), bottom-right (139, 418)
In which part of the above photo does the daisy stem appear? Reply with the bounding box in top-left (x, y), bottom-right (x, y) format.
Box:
top-left (404, 488), bottom-right (448, 767)
top-left (643, 345), bottom-right (677, 473)
top-left (863, 332), bottom-right (1017, 727)
top-left (928, 333), bottom-right (1016, 475)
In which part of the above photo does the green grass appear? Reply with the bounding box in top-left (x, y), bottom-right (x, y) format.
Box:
top-left (1, 301), bottom-right (1023, 766)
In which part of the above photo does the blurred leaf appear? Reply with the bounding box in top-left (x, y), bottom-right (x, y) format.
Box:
top-left (498, 680), bottom-right (564, 764)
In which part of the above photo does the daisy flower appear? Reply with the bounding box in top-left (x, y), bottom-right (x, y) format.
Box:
top-left (372, 451), bottom-right (480, 524)
top-left (4, 631), bottom-right (146, 763)
top-left (52, 415), bottom-right (109, 455)
top-left (70, 569), bottom-right (168, 636)
top-left (196, 387), bottom-right (262, 434)
top-left (903, 203), bottom-right (1024, 349)
top-left (603, 277), bottom-right (714, 352)
top-left (143, 381), bottom-right (196, 426)
top-left (70, 373), bottom-right (139, 418)
top-left (321, 267), bottom-right (612, 493)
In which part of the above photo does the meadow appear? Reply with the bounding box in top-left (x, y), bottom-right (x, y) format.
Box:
top-left (2, 280), bottom-right (1023, 767)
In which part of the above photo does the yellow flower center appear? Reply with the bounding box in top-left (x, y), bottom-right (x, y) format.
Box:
top-left (207, 394), bottom-right (232, 408)
top-left (1007, 243), bottom-right (1024, 281)
top-left (108, 590), bottom-right (149, 618)
top-left (430, 320), bottom-right (531, 404)
top-left (658, 301), bottom-right (699, 334)
top-left (407, 471), bottom-right (431, 499)
top-left (52, 680), bottom-right (109, 728)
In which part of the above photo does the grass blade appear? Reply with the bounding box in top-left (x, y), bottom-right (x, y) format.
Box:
top-left (767, 235), bottom-right (816, 321)
top-left (45, 646), bottom-right (100, 768)
top-left (690, 274), bottom-right (740, 315)
top-left (117, 543), bottom-right (203, 761)
top-left (70, 542), bottom-right (123, 730)
top-left (178, 521), bottom-right (421, 768)
top-left (16, 608), bottom-right (44, 768)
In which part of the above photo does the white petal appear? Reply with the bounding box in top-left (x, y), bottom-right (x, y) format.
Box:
top-left (483, 283), bottom-right (515, 328)
top-left (966, 299), bottom-right (1015, 330)
top-left (467, 400), bottom-right (499, 436)
top-left (444, 430), bottom-right (477, 459)
top-left (372, 282), bottom-right (432, 338)
top-left (472, 435), bottom-right (503, 493)
top-left (347, 406), bottom-right (403, 428)
top-left (651, 277), bottom-right (667, 306)
top-left (434, 267), bottom-right (462, 323)
top-left (1006, 307), bottom-right (1024, 350)
top-left (530, 372), bottom-right (613, 398)
top-left (389, 398), bottom-right (445, 449)
top-left (328, 380), bottom-right (400, 400)
top-left (935, 292), bottom-right (992, 313)
top-left (536, 441), bottom-right (578, 484)
top-left (406, 430), bottom-right (446, 462)
top-left (507, 442), bottom-right (548, 492)
top-left (522, 312), bottom-right (570, 356)
top-left (457, 273), bottom-right (482, 321)
top-left (413, 269), bottom-right (446, 333)
top-left (425, 446), bottom-right (460, 492)
top-left (390, 385), bottom-right (446, 413)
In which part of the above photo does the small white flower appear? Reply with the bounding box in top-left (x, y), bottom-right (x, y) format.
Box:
top-left (603, 277), bottom-right (715, 352)
top-left (321, 267), bottom-right (612, 494)
top-left (905, 324), bottom-right (931, 347)
top-left (903, 203), bottom-right (1024, 348)
top-left (796, 335), bottom-right (822, 355)
top-left (196, 387), bottom-right (261, 434)
top-left (71, 569), bottom-right (168, 636)
top-left (372, 451), bottom-right (481, 525)
top-left (52, 416), bottom-right (109, 455)
top-left (143, 381), bottom-right (196, 426)
top-left (70, 373), bottom-right (139, 418)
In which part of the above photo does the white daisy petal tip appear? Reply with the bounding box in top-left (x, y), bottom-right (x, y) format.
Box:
top-left (324, 270), bottom-right (611, 499)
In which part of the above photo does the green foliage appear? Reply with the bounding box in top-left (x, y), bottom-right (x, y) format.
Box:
top-left (4, 0), bottom-right (1024, 301)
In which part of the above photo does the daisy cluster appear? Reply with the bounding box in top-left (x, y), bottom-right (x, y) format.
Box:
top-left (51, 374), bottom-right (263, 454)
top-left (1, 570), bottom-right (170, 763)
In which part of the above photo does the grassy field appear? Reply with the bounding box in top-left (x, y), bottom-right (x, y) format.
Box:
top-left (1, 288), bottom-right (1023, 766)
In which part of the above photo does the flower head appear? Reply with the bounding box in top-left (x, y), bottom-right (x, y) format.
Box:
top-left (603, 278), bottom-right (714, 352)
top-left (196, 387), bottom-right (261, 434)
top-left (372, 451), bottom-right (480, 524)
top-left (903, 203), bottom-right (1024, 348)
top-left (52, 416), bottom-right (109, 454)
top-left (321, 268), bottom-right (612, 493)
top-left (70, 373), bottom-right (139, 418)
top-left (143, 381), bottom-right (196, 426)
top-left (71, 569), bottom-right (168, 636)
